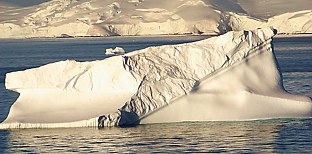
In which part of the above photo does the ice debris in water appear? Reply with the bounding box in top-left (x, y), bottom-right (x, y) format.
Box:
top-left (105, 47), bottom-right (125, 55)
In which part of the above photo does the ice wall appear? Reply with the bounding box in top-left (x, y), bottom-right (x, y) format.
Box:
top-left (2, 57), bottom-right (140, 128)
top-left (1, 28), bottom-right (311, 129)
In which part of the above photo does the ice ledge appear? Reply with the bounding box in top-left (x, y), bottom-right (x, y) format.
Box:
top-left (0, 118), bottom-right (98, 129)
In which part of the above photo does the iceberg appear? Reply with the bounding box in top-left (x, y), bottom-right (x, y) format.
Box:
top-left (0, 28), bottom-right (311, 129)
top-left (105, 47), bottom-right (126, 56)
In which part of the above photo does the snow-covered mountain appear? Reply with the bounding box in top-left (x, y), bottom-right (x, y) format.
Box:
top-left (0, 0), bottom-right (311, 38)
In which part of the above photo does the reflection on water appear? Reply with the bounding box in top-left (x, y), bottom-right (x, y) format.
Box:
top-left (1, 119), bottom-right (311, 153)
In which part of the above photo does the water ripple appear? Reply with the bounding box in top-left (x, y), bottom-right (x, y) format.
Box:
top-left (2, 119), bottom-right (310, 153)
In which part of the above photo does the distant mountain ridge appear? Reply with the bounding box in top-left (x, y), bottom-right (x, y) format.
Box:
top-left (0, 0), bottom-right (311, 38)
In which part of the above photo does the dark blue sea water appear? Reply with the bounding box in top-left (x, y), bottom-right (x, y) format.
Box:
top-left (0, 36), bottom-right (311, 153)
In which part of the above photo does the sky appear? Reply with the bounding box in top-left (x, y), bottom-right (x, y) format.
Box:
top-left (0, 0), bottom-right (49, 6)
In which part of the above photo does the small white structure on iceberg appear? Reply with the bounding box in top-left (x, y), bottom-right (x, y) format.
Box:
top-left (0, 28), bottom-right (311, 129)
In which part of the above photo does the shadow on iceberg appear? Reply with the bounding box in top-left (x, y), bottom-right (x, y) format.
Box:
top-left (98, 110), bottom-right (141, 128)
top-left (0, 27), bottom-right (311, 129)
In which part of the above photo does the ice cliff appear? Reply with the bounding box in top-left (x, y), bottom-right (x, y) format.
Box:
top-left (220, 10), bottom-right (312, 34)
top-left (0, 28), bottom-right (311, 129)
top-left (0, 0), bottom-right (311, 38)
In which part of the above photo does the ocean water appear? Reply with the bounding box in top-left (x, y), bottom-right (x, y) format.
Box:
top-left (0, 36), bottom-right (311, 153)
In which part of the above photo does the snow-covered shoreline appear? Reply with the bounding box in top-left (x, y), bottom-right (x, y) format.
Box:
top-left (274, 33), bottom-right (312, 38)
top-left (0, 0), bottom-right (311, 39)
top-left (1, 33), bottom-right (312, 40)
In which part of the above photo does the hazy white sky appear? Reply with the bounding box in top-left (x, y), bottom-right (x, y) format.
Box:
top-left (0, 0), bottom-right (49, 6)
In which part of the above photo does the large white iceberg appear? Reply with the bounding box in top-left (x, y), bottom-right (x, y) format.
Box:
top-left (0, 28), bottom-right (311, 129)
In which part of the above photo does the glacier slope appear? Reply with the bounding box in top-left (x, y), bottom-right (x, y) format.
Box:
top-left (0, 28), bottom-right (311, 129)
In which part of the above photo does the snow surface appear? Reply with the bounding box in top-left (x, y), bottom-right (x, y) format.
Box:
top-left (0, 0), bottom-right (311, 38)
top-left (0, 28), bottom-right (311, 129)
